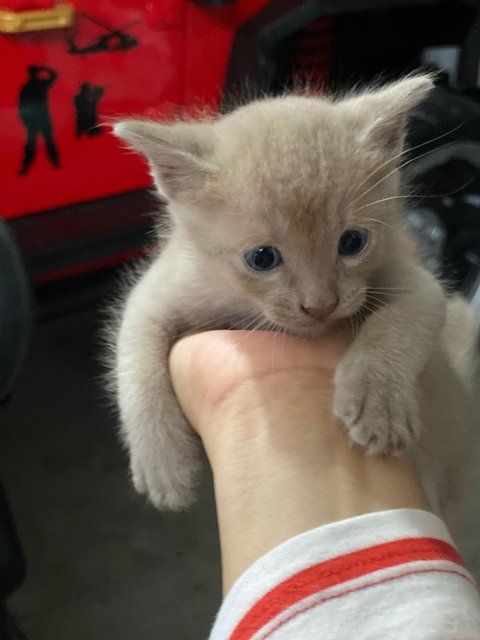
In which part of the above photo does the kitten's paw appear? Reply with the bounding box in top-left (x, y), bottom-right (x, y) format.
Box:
top-left (334, 360), bottom-right (421, 455)
top-left (130, 440), bottom-right (202, 511)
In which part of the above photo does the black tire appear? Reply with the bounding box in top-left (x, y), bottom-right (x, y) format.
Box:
top-left (0, 220), bottom-right (33, 403)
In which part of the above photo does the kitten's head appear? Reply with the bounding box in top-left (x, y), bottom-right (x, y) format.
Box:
top-left (115, 75), bottom-right (432, 335)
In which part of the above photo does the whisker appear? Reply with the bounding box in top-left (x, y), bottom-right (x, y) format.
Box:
top-left (367, 289), bottom-right (413, 293)
top-left (230, 314), bottom-right (260, 331)
top-left (351, 140), bottom-right (458, 207)
top-left (367, 287), bottom-right (418, 296)
top-left (169, 308), bottom-right (265, 340)
top-left (255, 317), bottom-right (273, 333)
top-left (348, 316), bottom-right (354, 335)
top-left (366, 291), bottom-right (404, 298)
top-left (367, 285), bottom-right (417, 290)
top-left (367, 292), bottom-right (413, 298)
top-left (267, 322), bottom-right (279, 369)
top-left (361, 302), bottom-right (384, 316)
top-left (354, 313), bottom-right (360, 335)
top-left (241, 312), bottom-right (266, 333)
top-left (354, 216), bottom-right (401, 234)
top-left (355, 178), bottom-right (474, 213)
top-left (348, 315), bottom-right (360, 337)
top-left (365, 294), bottom-right (400, 315)
top-left (356, 195), bottom-right (413, 212)
top-left (355, 311), bottom-right (363, 334)
top-left (347, 122), bottom-right (464, 203)
top-left (169, 312), bottom-right (241, 340)
top-left (369, 285), bottom-right (419, 295)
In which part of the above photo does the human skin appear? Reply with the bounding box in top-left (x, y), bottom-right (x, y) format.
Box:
top-left (169, 327), bottom-right (429, 594)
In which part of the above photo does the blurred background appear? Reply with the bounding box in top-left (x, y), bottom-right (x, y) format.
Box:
top-left (1, 1), bottom-right (480, 638)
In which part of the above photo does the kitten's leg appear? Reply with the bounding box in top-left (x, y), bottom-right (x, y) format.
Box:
top-left (114, 262), bottom-right (201, 510)
top-left (334, 261), bottom-right (445, 454)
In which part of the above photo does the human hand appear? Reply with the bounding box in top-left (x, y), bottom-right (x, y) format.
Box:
top-left (169, 327), bottom-right (428, 593)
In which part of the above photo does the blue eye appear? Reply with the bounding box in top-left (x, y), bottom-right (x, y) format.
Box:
top-left (338, 229), bottom-right (369, 256)
top-left (244, 246), bottom-right (282, 271)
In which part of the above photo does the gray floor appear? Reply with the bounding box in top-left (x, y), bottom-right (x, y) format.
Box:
top-left (0, 310), bottom-right (221, 640)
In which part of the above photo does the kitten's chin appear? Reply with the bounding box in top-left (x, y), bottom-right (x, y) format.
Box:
top-left (278, 318), bottom-right (337, 338)
top-left (277, 308), bottom-right (363, 337)
top-left (298, 321), bottom-right (337, 337)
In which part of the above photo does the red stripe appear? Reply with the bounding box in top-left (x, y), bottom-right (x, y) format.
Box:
top-left (229, 537), bottom-right (463, 640)
top-left (261, 567), bottom-right (473, 640)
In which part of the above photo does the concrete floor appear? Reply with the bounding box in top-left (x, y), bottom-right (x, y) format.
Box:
top-left (0, 310), bottom-right (221, 640)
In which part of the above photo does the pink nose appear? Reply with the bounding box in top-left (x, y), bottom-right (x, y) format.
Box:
top-left (301, 299), bottom-right (339, 321)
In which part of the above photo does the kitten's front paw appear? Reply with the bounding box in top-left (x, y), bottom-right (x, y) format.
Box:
top-left (129, 436), bottom-right (202, 511)
top-left (334, 357), bottom-right (421, 455)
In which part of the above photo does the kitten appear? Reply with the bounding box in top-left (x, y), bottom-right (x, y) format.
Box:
top-left (108, 76), bottom-right (476, 529)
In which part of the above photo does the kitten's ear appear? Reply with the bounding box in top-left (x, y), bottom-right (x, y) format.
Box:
top-left (113, 120), bottom-right (217, 201)
top-left (345, 75), bottom-right (434, 153)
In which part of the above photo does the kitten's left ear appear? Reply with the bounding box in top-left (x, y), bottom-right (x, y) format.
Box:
top-left (345, 75), bottom-right (434, 153)
top-left (113, 119), bottom-right (217, 201)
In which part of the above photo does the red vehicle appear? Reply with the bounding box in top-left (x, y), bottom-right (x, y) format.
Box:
top-left (1, 0), bottom-right (479, 292)
top-left (0, 0), bottom-right (334, 287)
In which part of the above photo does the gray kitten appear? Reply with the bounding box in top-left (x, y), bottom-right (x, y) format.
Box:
top-left (108, 76), bottom-right (477, 534)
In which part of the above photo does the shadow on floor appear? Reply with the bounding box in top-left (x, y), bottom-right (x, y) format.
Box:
top-left (0, 310), bottom-right (221, 640)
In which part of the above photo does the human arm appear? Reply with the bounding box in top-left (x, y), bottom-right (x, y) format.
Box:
top-left (169, 329), bottom-right (480, 639)
top-left (169, 327), bottom-right (429, 590)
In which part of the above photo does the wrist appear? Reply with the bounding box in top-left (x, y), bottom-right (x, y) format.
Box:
top-left (210, 396), bottom-right (428, 592)
top-left (169, 330), bottom-right (429, 593)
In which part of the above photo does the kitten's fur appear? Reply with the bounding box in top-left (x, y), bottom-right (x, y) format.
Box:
top-left (109, 76), bottom-right (476, 533)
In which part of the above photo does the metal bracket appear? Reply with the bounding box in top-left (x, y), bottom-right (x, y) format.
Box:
top-left (0, 3), bottom-right (74, 34)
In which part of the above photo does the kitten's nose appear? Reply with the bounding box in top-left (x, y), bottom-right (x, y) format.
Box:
top-left (301, 299), bottom-right (339, 321)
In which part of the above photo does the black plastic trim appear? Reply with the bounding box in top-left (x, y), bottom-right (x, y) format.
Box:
top-left (7, 189), bottom-right (158, 282)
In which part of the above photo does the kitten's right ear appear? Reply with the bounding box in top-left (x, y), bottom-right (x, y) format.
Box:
top-left (113, 120), bottom-right (217, 201)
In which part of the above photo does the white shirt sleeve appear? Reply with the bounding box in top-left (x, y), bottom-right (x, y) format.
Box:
top-left (209, 509), bottom-right (480, 640)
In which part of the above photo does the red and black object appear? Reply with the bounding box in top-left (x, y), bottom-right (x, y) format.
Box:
top-left (2, 0), bottom-right (480, 292)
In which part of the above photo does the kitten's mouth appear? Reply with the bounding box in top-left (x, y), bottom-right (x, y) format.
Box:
top-left (301, 315), bottom-right (338, 335)
top-left (269, 298), bottom-right (367, 337)
top-left (272, 313), bottom-right (338, 337)
top-left (263, 293), bottom-right (367, 337)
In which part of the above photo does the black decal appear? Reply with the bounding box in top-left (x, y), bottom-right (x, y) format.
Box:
top-left (67, 14), bottom-right (139, 56)
top-left (74, 83), bottom-right (105, 138)
top-left (18, 66), bottom-right (60, 176)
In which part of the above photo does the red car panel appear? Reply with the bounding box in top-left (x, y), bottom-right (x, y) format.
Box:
top-left (1, 0), bottom-right (270, 220)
